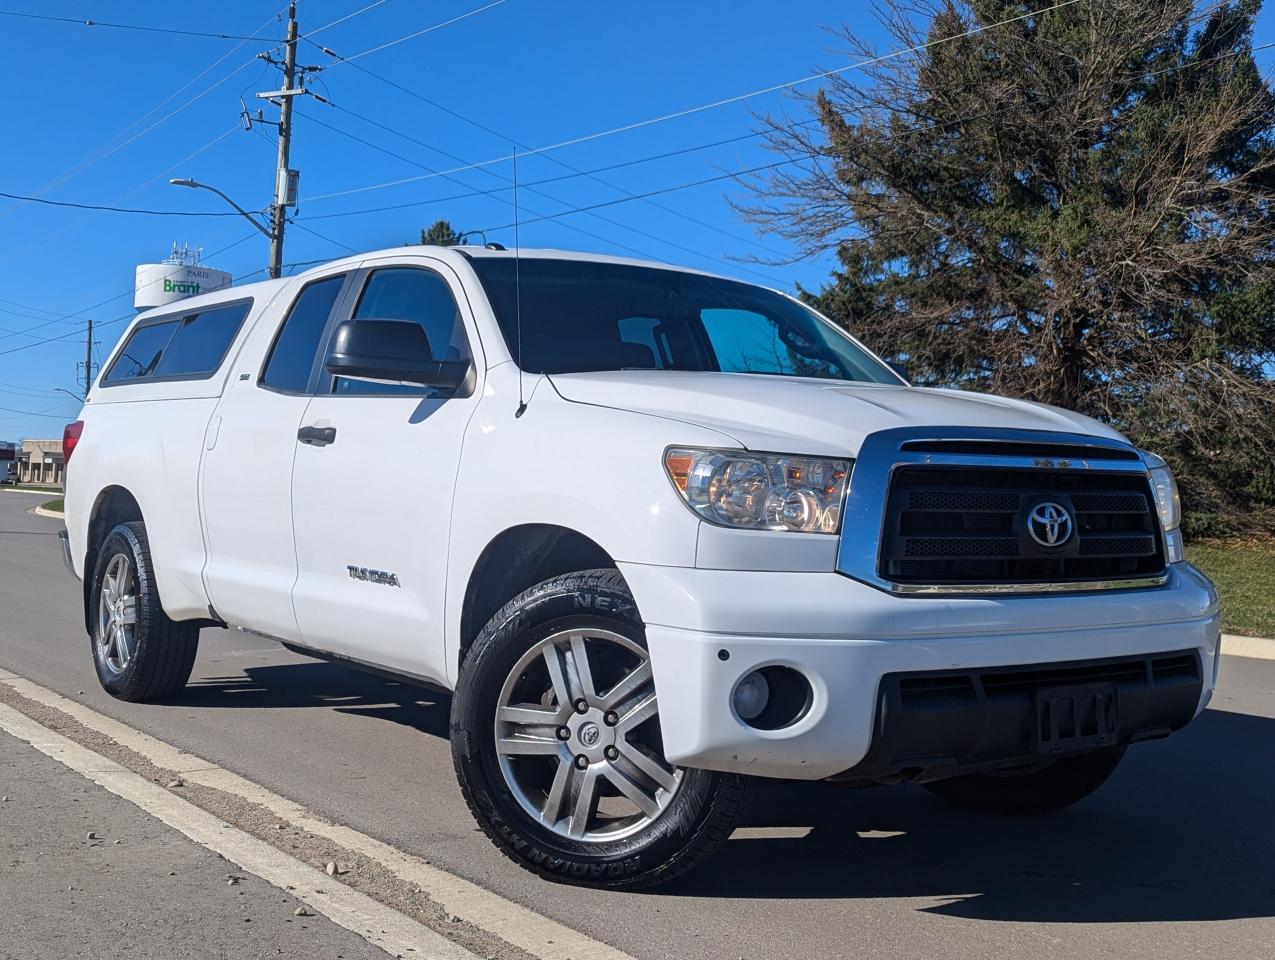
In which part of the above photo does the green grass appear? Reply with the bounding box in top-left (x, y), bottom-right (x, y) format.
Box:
top-left (1186, 539), bottom-right (1275, 638)
top-left (40, 498), bottom-right (63, 514)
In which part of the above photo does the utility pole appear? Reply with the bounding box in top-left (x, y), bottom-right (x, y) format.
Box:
top-left (83, 316), bottom-right (94, 397)
top-left (266, 2), bottom-right (299, 279)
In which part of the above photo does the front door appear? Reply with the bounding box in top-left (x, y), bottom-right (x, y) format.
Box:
top-left (200, 271), bottom-right (352, 640)
top-left (290, 259), bottom-right (482, 684)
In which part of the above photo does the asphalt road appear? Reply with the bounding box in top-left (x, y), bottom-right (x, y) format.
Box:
top-left (2, 491), bottom-right (1273, 959)
top-left (0, 727), bottom-right (388, 960)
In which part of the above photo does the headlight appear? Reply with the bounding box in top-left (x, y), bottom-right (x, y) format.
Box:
top-left (664, 447), bottom-right (851, 533)
top-left (1142, 451), bottom-right (1181, 532)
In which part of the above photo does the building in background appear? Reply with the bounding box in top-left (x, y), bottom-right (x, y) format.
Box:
top-left (16, 439), bottom-right (63, 487)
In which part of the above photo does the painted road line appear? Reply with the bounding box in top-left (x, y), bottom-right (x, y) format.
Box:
top-left (0, 667), bottom-right (636, 960)
top-left (0, 701), bottom-right (479, 960)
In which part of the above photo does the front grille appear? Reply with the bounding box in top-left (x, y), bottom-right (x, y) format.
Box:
top-left (880, 465), bottom-right (1166, 585)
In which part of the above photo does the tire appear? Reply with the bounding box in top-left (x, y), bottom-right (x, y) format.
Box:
top-left (89, 521), bottom-right (199, 702)
top-left (923, 747), bottom-right (1126, 815)
top-left (451, 568), bottom-right (748, 889)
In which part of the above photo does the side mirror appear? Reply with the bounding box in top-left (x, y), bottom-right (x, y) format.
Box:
top-left (325, 319), bottom-right (471, 391)
top-left (887, 361), bottom-right (910, 383)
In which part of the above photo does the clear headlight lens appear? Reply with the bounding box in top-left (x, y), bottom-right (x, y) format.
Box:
top-left (1142, 452), bottom-right (1181, 532)
top-left (664, 448), bottom-right (851, 533)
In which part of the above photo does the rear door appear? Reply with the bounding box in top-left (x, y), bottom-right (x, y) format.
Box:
top-left (199, 271), bottom-right (353, 640)
top-left (289, 257), bottom-right (483, 683)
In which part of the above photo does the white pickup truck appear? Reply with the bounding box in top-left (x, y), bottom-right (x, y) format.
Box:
top-left (61, 245), bottom-right (1220, 888)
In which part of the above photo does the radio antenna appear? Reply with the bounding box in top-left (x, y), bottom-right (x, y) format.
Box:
top-left (513, 146), bottom-right (527, 418)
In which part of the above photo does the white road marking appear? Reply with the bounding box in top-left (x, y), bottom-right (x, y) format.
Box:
top-left (0, 701), bottom-right (478, 960)
top-left (0, 668), bottom-right (636, 960)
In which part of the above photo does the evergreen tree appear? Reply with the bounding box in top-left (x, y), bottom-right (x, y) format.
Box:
top-left (744, 0), bottom-right (1275, 535)
top-left (420, 219), bottom-right (464, 246)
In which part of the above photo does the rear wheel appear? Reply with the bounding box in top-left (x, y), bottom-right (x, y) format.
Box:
top-left (451, 569), bottom-right (748, 888)
top-left (923, 748), bottom-right (1126, 815)
top-left (89, 521), bottom-right (199, 702)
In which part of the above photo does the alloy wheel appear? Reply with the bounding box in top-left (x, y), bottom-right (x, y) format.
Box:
top-left (494, 628), bottom-right (682, 842)
top-left (97, 553), bottom-right (139, 676)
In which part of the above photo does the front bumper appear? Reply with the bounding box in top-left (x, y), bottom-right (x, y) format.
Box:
top-left (57, 529), bottom-right (78, 579)
top-left (621, 561), bottom-right (1220, 780)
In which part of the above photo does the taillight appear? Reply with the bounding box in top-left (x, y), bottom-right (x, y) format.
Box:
top-left (63, 420), bottom-right (84, 465)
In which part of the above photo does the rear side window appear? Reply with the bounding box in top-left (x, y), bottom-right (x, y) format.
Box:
top-left (104, 320), bottom-right (179, 382)
top-left (104, 300), bottom-right (252, 384)
top-left (261, 275), bottom-right (347, 393)
top-left (155, 303), bottom-right (252, 377)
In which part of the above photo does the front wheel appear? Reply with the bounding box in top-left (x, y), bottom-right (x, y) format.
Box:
top-left (923, 747), bottom-right (1126, 815)
top-left (89, 521), bottom-right (199, 702)
top-left (451, 569), bottom-right (748, 889)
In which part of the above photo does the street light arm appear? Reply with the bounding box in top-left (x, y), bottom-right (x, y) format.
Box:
top-left (169, 179), bottom-right (272, 239)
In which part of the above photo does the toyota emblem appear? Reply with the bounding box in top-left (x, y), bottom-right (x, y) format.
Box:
top-left (1027, 501), bottom-right (1073, 547)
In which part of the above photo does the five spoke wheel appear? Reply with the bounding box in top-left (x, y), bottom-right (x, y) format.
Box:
top-left (96, 553), bottom-right (139, 676)
top-left (495, 628), bottom-right (681, 842)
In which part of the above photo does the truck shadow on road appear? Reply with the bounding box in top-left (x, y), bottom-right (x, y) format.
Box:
top-left (182, 661), bottom-right (451, 739)
top-left (180, 659), bottom-right (1273, 923)
top-left (673, 707), bottom-right (1275, 922)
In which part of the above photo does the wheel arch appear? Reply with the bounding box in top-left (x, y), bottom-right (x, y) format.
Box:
top-left (82, 485), bottom-right (145, 633)
top-left (456, 523), bottom-right (633, 673)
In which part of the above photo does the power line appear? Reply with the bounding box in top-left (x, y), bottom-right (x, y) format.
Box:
top-left (288, 220), bottom-right (359, 254)
top-left (0, 9), bottom-right (268, 41)
top-left (300, 36), bottom-right (1273, 245)
top-left (310, 0), bottom-right (510, 67)
top-left (306, 0), bottom-right (393, 38)
top-left (319, 57), bottom-right (790, 261)
top-left (0, 234), bottom-right (260, 358)
top-left (0, 191), bottom-right (251, 217)
top-left (465, 40), bottom-right (1275, 238)
top-left (297, 109), bottom-right (678, 266)
top-left (0, 403), bottom-right (76, 419)
top-left (297, 105), bottom-right (785, 279)
top-left (306, 0), bottom-right (1085, 204)
top-left (0, 10), bottom-right (284, 214)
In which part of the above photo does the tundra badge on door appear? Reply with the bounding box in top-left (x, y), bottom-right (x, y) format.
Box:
top-left (347, 565), bottom-right (401, 587)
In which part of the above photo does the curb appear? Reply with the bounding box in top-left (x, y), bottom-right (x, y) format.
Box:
top-left (30, 505), bottom-right (64, 520)
top-left (1221, 633), bottom-right (1275, 662)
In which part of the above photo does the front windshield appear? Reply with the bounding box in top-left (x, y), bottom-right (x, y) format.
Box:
top-left (467, 257), bottom-right (899, 384)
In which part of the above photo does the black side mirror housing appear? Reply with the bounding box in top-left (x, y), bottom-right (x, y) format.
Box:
top-left (325, 319), bottom-right (471, 392)
top-left (888, 361), bottom-right (910, 383)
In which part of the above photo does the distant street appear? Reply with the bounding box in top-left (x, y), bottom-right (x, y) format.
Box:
top-left (1, 491), bottom-right (1273, 960)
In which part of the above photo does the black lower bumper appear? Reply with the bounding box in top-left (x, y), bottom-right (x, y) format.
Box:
top-left (830, 650), bottom-right (1203, 783)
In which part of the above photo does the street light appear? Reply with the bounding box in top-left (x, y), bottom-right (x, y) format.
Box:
top-left (168, 178), bottom-right (279, 277)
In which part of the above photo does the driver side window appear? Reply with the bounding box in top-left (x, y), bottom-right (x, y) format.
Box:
top-left (333, 267), bottom-right (471, 396)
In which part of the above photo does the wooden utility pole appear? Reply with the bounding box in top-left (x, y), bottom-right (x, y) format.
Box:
top-left (266, 2), bottom-right (299, 279)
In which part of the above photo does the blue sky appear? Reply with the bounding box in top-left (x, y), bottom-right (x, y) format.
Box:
top-left (0, 1), bottom-right (1271, 440)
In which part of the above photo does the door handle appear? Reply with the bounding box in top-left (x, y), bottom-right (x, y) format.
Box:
top-left (297, 425), bottom-right (337, 447)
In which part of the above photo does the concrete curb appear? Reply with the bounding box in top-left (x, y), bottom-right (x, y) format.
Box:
top-left (31, 505), bottom-right (64, 520)
top-left (0, 487), bottom-right (60, 497)
top-left (1221, 633), bottom-right (1275, 661)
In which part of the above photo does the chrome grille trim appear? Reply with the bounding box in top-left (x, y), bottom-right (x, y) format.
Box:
top-left (835, 426), bottom-right (1171, 597)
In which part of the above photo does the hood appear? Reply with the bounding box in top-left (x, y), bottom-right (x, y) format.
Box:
top-left (548, 370), bottom-right (1127, 456)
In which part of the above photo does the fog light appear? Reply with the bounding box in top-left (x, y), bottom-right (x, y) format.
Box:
top-left (732, 670), bottom-right (771, 721)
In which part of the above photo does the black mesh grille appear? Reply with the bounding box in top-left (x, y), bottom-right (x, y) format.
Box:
top-left (879, 465), bottom-right (1166, 585)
